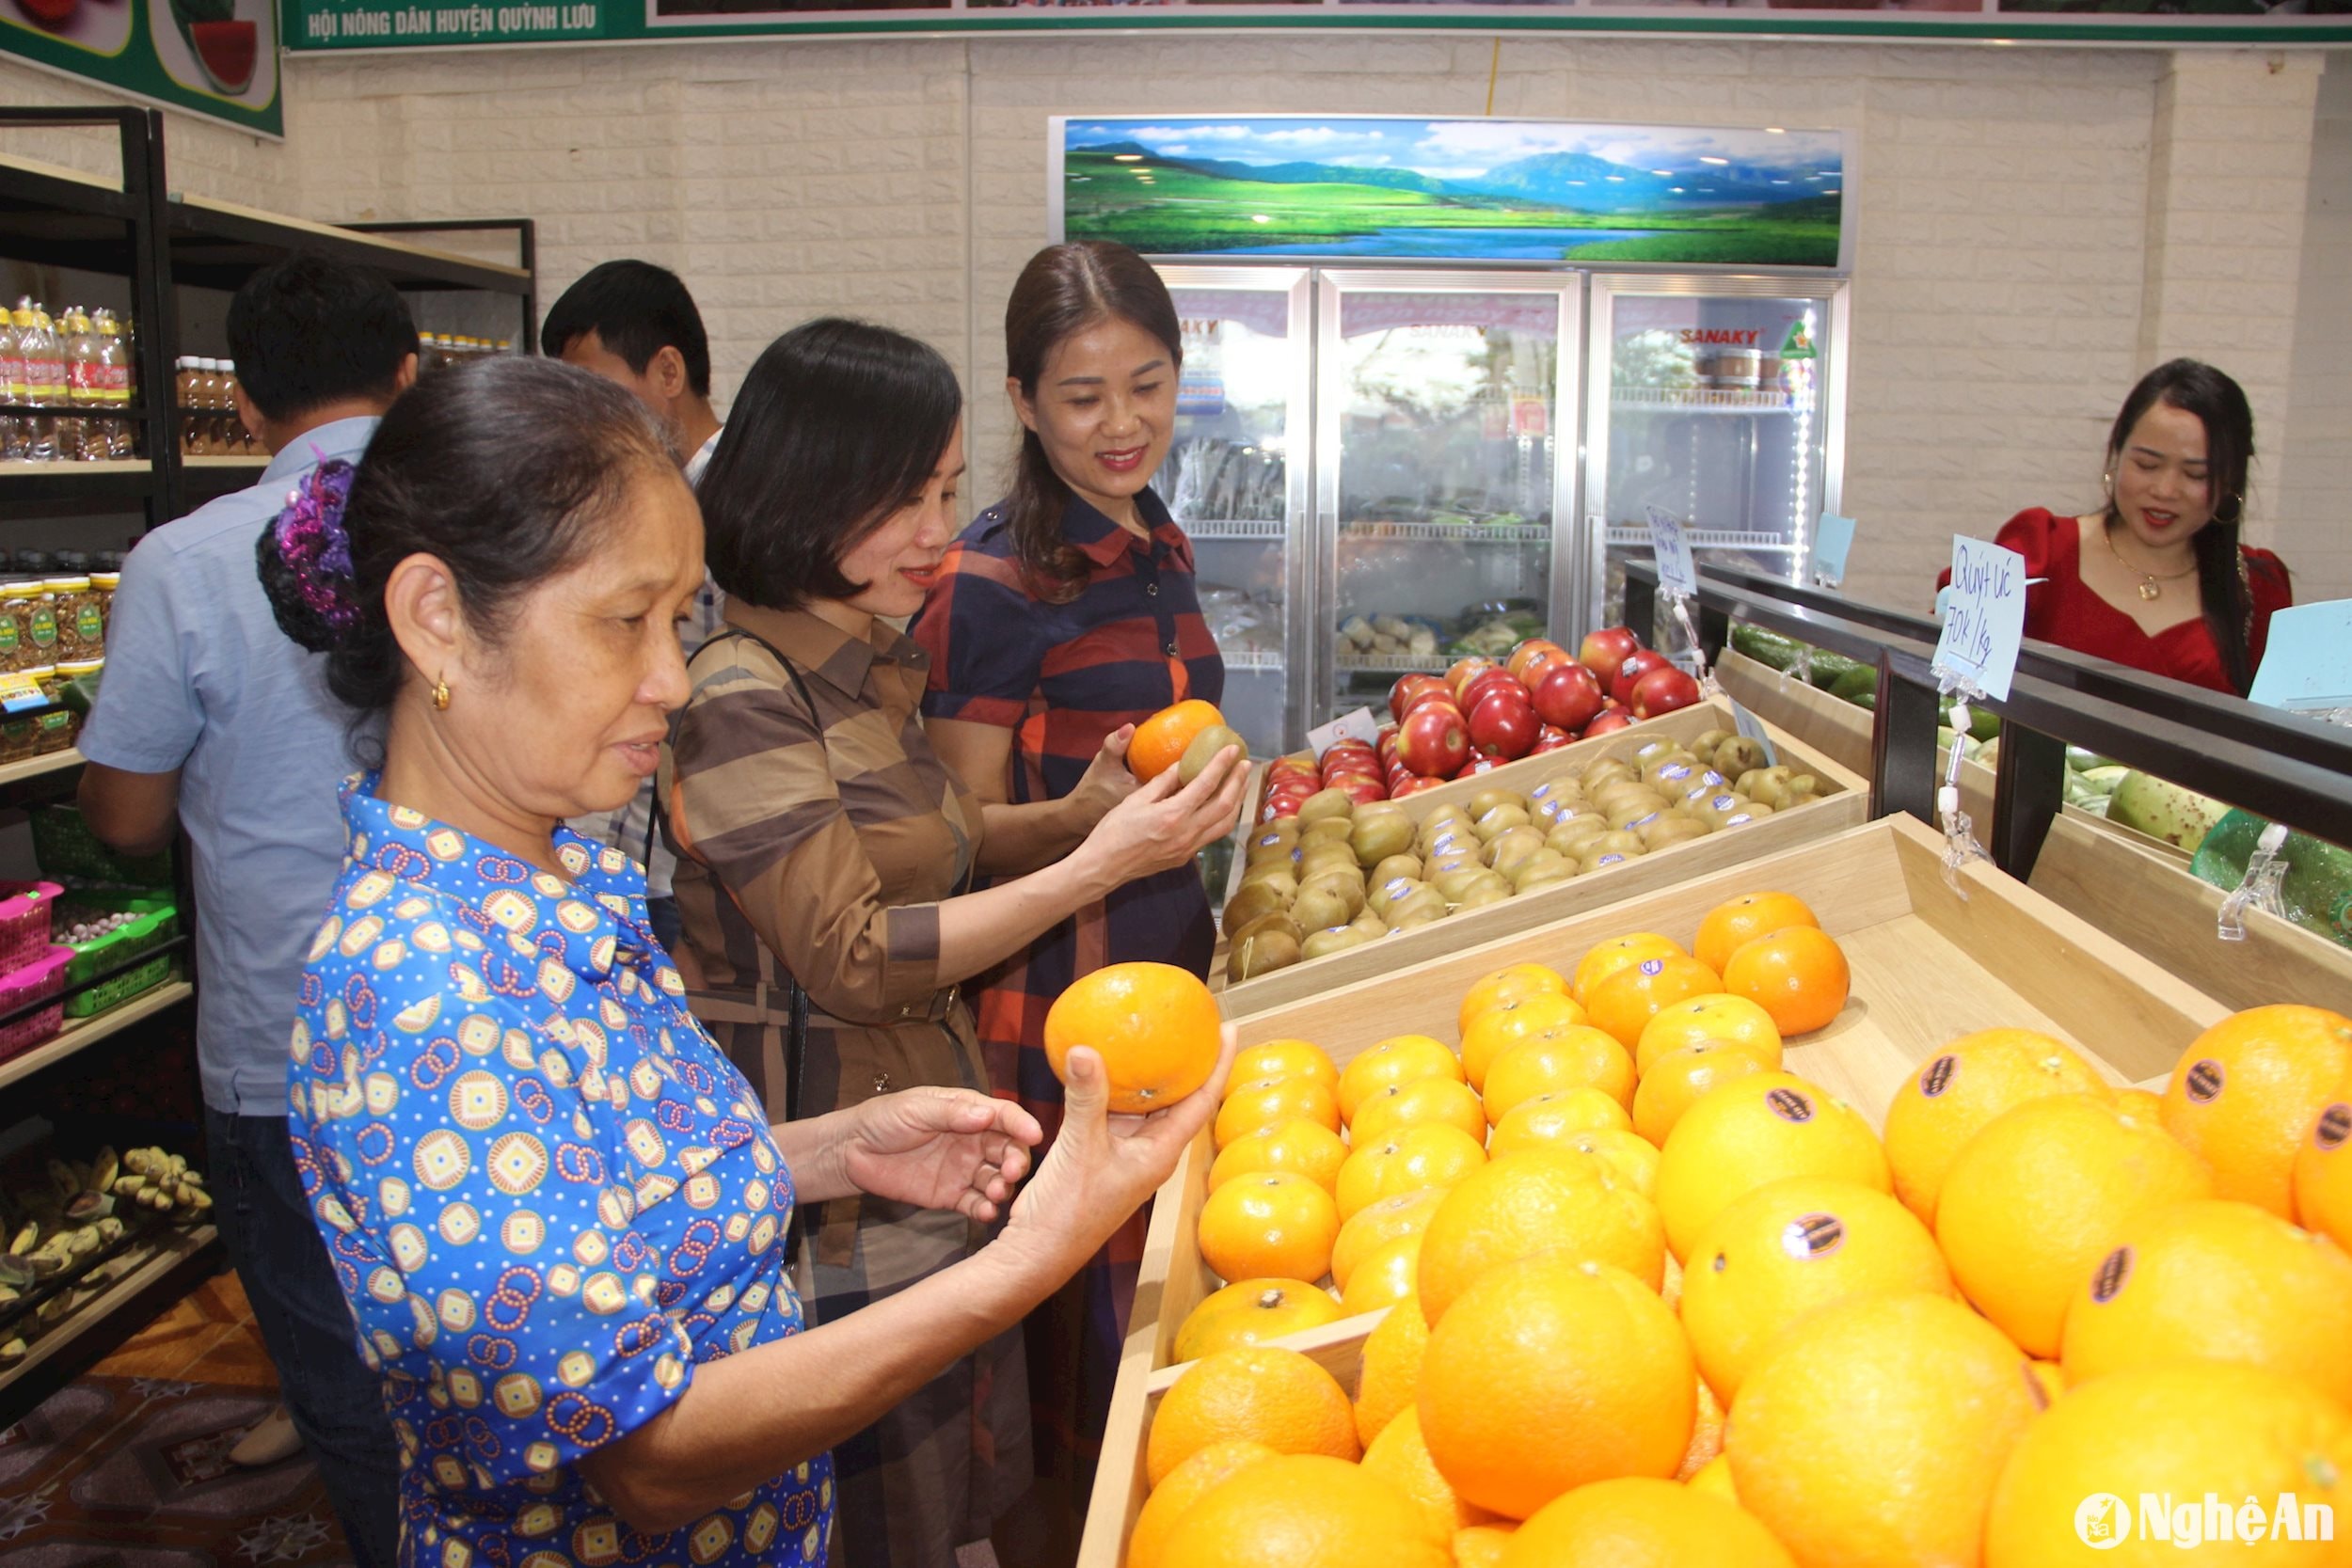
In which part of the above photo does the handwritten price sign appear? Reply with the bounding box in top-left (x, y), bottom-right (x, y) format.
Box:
top-left (1933, 535), bottom-right (2027, 701)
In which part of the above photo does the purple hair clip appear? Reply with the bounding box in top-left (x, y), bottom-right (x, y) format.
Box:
top-left (272, 459), bottom-right (359, 634)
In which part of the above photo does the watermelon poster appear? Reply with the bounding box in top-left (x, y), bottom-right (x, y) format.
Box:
top-left (2, 0), bottom-right (279, 135)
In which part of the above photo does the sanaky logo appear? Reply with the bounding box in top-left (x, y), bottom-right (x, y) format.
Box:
top-left (2076, 1494), bottom-right (2337, 1550)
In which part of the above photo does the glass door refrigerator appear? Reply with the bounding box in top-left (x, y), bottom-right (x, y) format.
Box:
top-left (1313, 270), bottom-right (1583, 728)
top-left (1152, 265), bottom-right (1314, 754)
top-left (1581, 275), bottom-right (1850, 635)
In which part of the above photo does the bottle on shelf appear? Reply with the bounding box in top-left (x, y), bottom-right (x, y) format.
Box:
top-left (94, 311), bottom-right (134, 459)
top-left (62, 309), bottom-right (100, 463)
top-left (0, 304), bottom-right (22, 461)
top-left (15, 303), bottom-right (59, 462)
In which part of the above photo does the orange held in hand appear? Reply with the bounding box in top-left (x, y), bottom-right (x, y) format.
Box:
top-left (1042, 960), bottom-right (1223, 1115)
top-left (1129, 699), bottom-right (1231, 782)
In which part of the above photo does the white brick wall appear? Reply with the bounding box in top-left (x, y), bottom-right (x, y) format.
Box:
top-left (3, 34), bottom-right (2338, 616)
top-left (2280, 54), bottom-right (2352, 605)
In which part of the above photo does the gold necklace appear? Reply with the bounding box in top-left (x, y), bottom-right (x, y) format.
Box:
top-left (2101, 522), bottom-right (2199, 602)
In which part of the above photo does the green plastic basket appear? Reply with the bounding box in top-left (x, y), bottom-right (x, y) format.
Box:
top-left (56, 895), bottom-right (178, 1018)
top-left (29, 805), bottom-right (175, 890)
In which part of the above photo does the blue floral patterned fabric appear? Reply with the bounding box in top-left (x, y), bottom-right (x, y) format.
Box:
top-left (288, 774), bottom-right (834, 1568)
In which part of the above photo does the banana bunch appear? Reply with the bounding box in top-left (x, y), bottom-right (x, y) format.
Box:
top-left (0, 1144), bottom-right (208, 1364)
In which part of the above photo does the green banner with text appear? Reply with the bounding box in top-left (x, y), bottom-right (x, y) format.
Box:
top-left (281, 0), bottom-right (2352, 53)
top-left (5, 0), bottom-right (280, 134)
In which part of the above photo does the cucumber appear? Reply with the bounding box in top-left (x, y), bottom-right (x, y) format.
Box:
top-left (1806, 650), bottom-right (1866, 691)
top-left (1729, 624), bottom-right (1804, 673)
top-left (1828, 664), bottom-right (1880, 705)
top-left (2191, 811), bottom-right (2352, 950)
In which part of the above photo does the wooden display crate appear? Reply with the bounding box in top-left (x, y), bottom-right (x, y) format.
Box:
top-left (1216, 702), bottom-right (1869, 1010)
top-left (1716, 653), bottom-right (2352, 1012)
top-left (1080, 814), bottom-right (2235, 1568)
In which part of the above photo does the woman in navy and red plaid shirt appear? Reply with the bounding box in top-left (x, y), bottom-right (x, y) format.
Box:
top-left (911, 242), bottom-right (1222, 1545)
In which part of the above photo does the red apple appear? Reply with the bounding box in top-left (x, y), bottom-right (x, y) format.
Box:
top-left (1460, 670), bottom-right (1528, 714)
top-left (1581, 709), bottom-right (1633, 737)
top-left (1395, 701), bottom-right (1470, 778)
top-left (1468, 691), bottom-right (1540, 760)
top-left (1455, 756), bottom-right (1506, 780)
top-left (1531, 726), bottom-right (1576, 755)
top-left (1611, 648), bottom-right (1674, 705)
top-left (1530, 661), bottom-right (1606, 733)
top-left (1331, 776), bottom-right (1388, 805)
top-left (1507, 639), bottom-right (1570, 681)
top-left (1629, 664), bottom-right (1704, 720)
top-left (1392, 775), bottom-right (1446, 798)
top-left (1447, 657), bottom-right (1495, 696)
top-left (1579, 626), bottom-right (1642, 689)
top-left (1389, 673), bottom-right (1451, 723)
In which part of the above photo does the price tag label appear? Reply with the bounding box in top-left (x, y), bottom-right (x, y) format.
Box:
top-left (1644, 505), bottom-right (1699, 600)
top-left (2247, 600), bottom-right (2352, 716)
top-left (1810, 513), bottom-right (1856, 589)
top-left (0, 673), bottom-right (48, 715)
top-left (1307, 706), bottom-right (1381, 760)
top-left (1932, 535), bottom-right (2027, 703)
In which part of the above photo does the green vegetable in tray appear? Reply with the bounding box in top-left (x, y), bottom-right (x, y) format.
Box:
top-left (1805, 650), bottom-right (1866, 691)
top-left (1729, 625), bottom-right (1804, 673)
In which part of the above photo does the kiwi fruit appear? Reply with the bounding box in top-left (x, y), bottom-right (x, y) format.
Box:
top-left (1712, 736), bottom-right (1769, 779)
top-left (1350, 910), bottom-right (1391, 940)
top-left (1678, 773), bottom-right (1731, 808)
top-left (1639, 815), bottom-right (1710, 851)
top-left (1292, 886), bottom-right (1355, 935)
top-left (1692, 792), bottom-right (1755, 829)
top-left (1546, 817), bottom-right (1610, 857)
top-left (1298, 871), bottom-right (1366, 919)
top-left (1579, 847), bottom-right (1637, 876)
top-left (1473, 804), bottom-right (1533, 842)
top-left (1300, 842), bottom-right (1361, 879)
top-left (1429, 865), bottom-right (1489, 902)
top-left (1388, 884), bottom-right (1449, 927)
top-left (1454, 872), bottom-right (1517, 910)
top-left (1221, 879), bottom-right (1291, 936)
top-left (1303, 927), bottom-right (1374, 960)
top-left (1367, 876), bottom-right (1426, 916)
top-left (1302, 814), bottom-right (1358, 846)
top-left (1238, 858), bottom-right (1300, 890)
top-left (1587, 829), bottom-right (1646, 860)
top-left (1639, 753), bottom-right (1701, 791)
top-left (1516, 863), bottom-right (1578, 896)
top-left (1178, 724), bottom-right (1248, 784)
top-left (1297, 787), bottom-right (1355, 825)
top-left (1505, 848), bottom-right (1572, 890)
top-left (1231, 911), bottom-right (1304, 949)
top-left (1228, 928), bottom-right (1303, 981)
top-left (1351, 811), bottom-right (1416, 866)
top-left (1486, 825), bottom-right (1548, 875)
top-left (1690, 727), bottom-right (1734, 755)
top-left (1720, 800), bottom-right (1776, 829)
top-left (1468, 787), bottom-right (1528, 820)
top-left (1581, 758), bottom-right (1637, 792)
top-left (1370, 853), bottom-right (1422, 887)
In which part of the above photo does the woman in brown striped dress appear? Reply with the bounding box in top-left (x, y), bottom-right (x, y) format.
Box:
top-left (659, 319), bottom-right (1246, 1568)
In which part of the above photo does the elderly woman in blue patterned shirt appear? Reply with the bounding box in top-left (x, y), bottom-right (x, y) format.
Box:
top-left (257, 356), bottom-right (1227, 1568)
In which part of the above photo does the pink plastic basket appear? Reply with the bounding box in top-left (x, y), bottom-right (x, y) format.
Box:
top-left (0, 882), bottom-right (61, 975)
top-left (0, 944), bottom-right (74, 1065)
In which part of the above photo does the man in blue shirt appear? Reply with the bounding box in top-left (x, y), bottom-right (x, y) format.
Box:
top-left (541, 260), bottom-right (725, 953)
top-left (78, 254), bottom-right (417, 1568)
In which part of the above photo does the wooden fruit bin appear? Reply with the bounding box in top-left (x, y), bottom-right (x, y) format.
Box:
top-left (1715, 652), bottom-right (2352, 1014)
top-left (1079, 813), bottom-right (2234, 1568)
top-left (1215, 701), bottom-right (1869, 1010)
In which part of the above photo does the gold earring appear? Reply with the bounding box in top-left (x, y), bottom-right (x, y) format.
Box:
top-left (432, 675), bottom-right (451, 711)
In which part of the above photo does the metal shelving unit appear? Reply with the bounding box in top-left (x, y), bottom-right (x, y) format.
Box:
top-left (0, 106), bottom-right (539, 1424)
top-left (1186, 519), bottom-right (1287, 541)
top-left (1339, 520), bottom-right (1554, 546)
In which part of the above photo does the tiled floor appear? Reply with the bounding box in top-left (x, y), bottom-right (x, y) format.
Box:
top-left (0, 1270), bottom-right (357, 1567)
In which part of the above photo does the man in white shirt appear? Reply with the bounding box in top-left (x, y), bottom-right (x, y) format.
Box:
top-left (541, 260), bottom-right (724, 950)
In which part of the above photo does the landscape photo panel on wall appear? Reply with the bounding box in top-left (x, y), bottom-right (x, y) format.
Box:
top-left (1053, 116), bottom-right (1849, 270)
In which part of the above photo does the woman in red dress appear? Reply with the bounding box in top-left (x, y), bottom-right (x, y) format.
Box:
top-left (1944, 359), bottom-right (2292, 695)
